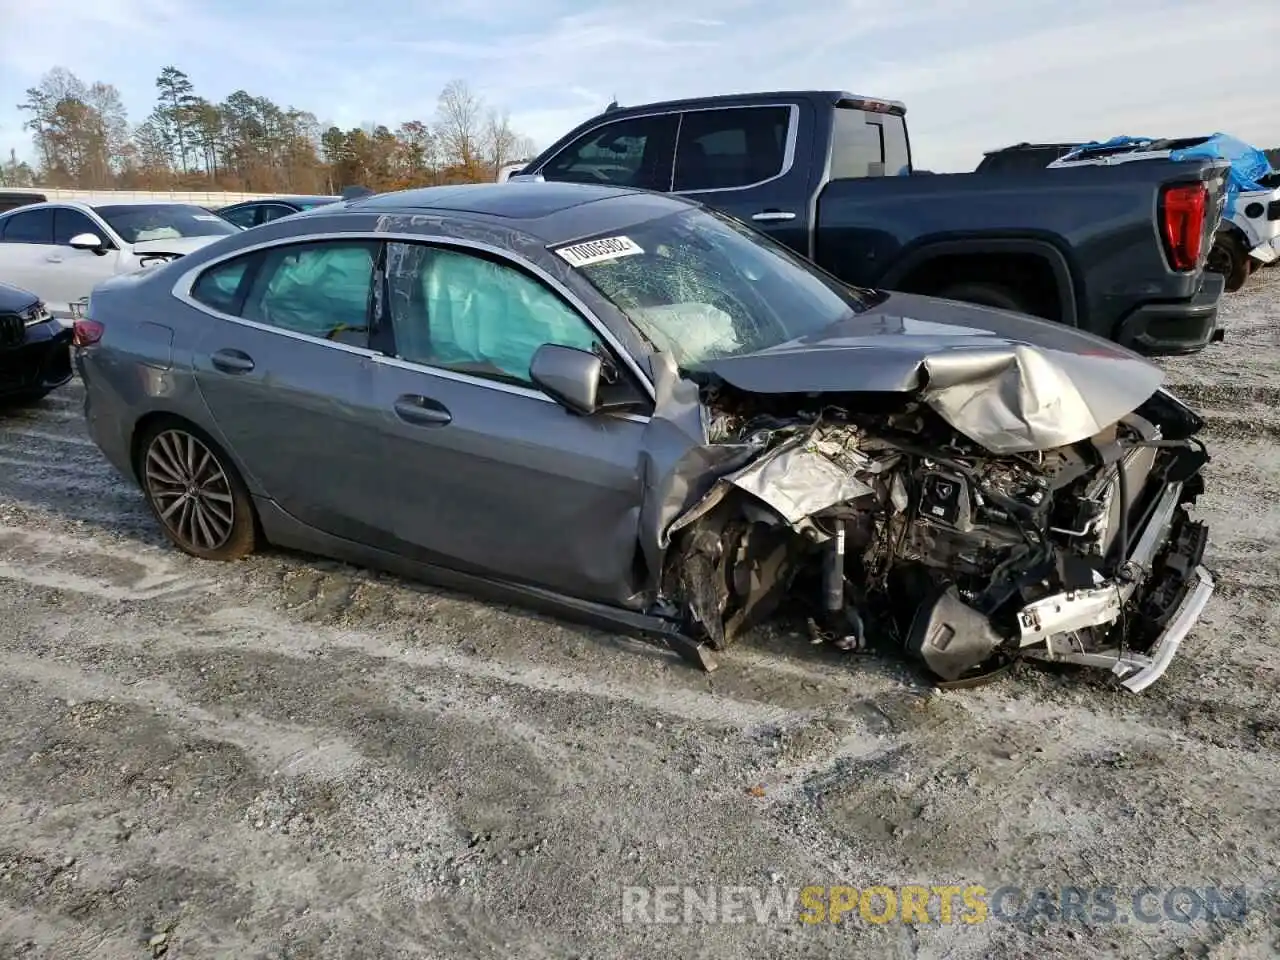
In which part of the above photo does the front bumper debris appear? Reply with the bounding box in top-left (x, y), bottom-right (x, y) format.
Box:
top-left (1016, 479), bottom-right (1213, 691)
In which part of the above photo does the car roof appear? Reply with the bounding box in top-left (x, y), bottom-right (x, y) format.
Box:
top-left (311, 182), bottom-right (699, 245)
top-left (591, 89), bottom-right (906, 115)
top-left (227, 195), bottom-right (342, 207)
top-left (0, 199), bottom-right (209, 215)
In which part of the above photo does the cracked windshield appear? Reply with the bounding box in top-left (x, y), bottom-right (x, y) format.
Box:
top-left (569, 209), bottom-right (872, 369)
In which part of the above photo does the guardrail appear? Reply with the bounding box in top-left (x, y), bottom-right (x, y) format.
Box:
top-left (22, 188), bottom-right (283, 204)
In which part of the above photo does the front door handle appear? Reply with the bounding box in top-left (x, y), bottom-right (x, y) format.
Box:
top-left (46, 254), bottom-right (64, 263)
top-left (211, 348), bottom-right (255, 374)
top-left (751, 210), bottom-right (796, 222)
top-left (394, 394), bottom-right (452, 427)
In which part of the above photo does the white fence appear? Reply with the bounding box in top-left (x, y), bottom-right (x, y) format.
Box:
top-left (19, 188), bottom-right (282, 204)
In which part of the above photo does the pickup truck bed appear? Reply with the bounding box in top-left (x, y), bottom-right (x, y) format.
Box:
top-left (815, 161), bottom-right (1229, 354)
top-left (516, 90), bottom-right (1231, 356)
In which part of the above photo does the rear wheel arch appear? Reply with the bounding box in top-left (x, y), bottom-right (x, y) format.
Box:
top-left (881, 239), bottom-right (1078, 325)
top-left (131, 412), bottom-right (260, 560)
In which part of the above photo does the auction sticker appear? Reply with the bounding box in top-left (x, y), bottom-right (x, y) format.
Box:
top-left (554, 235), bottom-right (644, 267)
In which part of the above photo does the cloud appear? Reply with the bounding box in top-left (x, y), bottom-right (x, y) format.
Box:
top-left (0, 0), bottom-right (1276, 173)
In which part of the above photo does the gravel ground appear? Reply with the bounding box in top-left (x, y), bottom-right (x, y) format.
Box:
top-left (1, 271), bottom-right (1278, 959)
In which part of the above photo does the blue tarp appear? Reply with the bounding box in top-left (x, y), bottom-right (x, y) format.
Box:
top-left (1060, 133), bottom-right (1276, 218)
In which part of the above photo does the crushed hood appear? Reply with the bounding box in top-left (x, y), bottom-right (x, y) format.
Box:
top-left (129, 236), bottom-right (223, 258)
top-left (702, 292), bottom-right (1165, 454)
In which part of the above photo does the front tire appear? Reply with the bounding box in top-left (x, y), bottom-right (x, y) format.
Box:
top-left (136, 419), bottom-right (257, 561)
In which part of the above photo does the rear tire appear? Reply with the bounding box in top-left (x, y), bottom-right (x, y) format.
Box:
top-left (135, 418), bottom-right (257, 561)
top-left (1207, 234), bottom-right (1250, 292)
top-left (934, 281), bottom-right (1029, 314)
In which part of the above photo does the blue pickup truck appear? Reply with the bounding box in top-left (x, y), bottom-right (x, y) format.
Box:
top-left (513, 91), bottom-right (1232, 356)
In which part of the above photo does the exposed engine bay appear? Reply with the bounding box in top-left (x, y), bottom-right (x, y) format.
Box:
top-left (660, 382), bottom-right (1213, 692)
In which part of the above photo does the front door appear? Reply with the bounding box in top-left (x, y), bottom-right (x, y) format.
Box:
top-left (187, 237), bottom-right (388, 540)
top-left (46, 207), bottom-right (124, 315)
top-left (671, 103), bottom-right (815, 256)
top-left (364, 240), bottom-right (652, 604)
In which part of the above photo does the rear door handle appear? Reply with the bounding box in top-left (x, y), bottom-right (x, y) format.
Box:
top-left (751, 210), bottom-right (796, 222)
top-left (394, 394), bottom-right (452, 427)
top-left (211, 348), bottom-right (255, 374)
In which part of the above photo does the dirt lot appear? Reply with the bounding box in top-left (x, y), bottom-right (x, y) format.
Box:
top-left (1, 271), bottom-right (1279, 959)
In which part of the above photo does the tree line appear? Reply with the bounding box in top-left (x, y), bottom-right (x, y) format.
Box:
top-left (2, 66), bottom-right (539, 194)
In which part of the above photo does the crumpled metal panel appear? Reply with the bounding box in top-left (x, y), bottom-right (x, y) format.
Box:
top-left (712, 427), bottom-right (875, 526)
top-left (919, 342), bottom-right (1165, 454)
top-left (702, 292), bottom-right (1166, 455)
top-left (636, 352), bottom-right (756, 585)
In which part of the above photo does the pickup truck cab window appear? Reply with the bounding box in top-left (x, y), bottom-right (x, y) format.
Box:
top-left (540, 114), bottom-right (678, 191)
top-left (673, 106), bottom-right (792, 192)
top-left (830, 107), bottom-right (912, 178)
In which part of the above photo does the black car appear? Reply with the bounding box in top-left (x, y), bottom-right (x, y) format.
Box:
top-left (216, 195), bottom-right (342, 229)
top-left (0, 281), bottom-right (74, 404)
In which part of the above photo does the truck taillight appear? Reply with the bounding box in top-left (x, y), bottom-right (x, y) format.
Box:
top-left (1159, 182), bottom-right (1207, 271)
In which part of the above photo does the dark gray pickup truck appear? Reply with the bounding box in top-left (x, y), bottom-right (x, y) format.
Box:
top-left (513, 91), bottom-right (1231, 356)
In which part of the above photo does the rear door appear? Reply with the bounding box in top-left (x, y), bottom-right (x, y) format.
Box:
top-left (0, 207), bottom-right (57, 304)
top-left (670, 103), bottom-right (814, 256)
top-left (185, 237), bottom-right (389, 540)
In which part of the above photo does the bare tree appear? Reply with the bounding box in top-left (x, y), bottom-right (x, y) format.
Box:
top-left (482, 108), bottom-right (521, 172)
top-left (435, 79), bottom-right (484, 174)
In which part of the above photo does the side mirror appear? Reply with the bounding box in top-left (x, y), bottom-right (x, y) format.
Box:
top-left (69, 232), bottom-right (106, 253)
top-left (507, 173), bottom-right (546, 183)
top-left (529, 344), bottom-right (602, 415)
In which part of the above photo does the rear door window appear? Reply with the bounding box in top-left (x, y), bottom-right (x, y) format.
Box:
top-left (0, 208), bottom-right (54, 244)
top-left (242, 240), bottom-right (379, 341)
top-left (673, 106), bottom-right (792, 192)
top-left (540, 114), bottom-right (679, 191)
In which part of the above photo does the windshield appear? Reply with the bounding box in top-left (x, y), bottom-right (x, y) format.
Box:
top-left (560, 208), bottom-right (871, 369)
top-left (96, 204), bottom-right (241, 244)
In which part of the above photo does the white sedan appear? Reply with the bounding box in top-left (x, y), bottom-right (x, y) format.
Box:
top-left (0, 199), bottom-right (242, 319)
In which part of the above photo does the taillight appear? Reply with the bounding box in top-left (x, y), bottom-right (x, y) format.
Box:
top-left (1159, 182), bottom-right (1207, 271)
top-left (72, 319), bottom-right (104, 346)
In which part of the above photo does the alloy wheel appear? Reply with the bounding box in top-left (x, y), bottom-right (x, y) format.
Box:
top-left (143, 428), bottom-right (236, 552)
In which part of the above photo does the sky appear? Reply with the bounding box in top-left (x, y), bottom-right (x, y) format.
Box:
top-left (1, 0), bottom-right (1277, 174)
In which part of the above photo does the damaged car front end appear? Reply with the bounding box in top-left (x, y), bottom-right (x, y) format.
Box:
top-left (655, 371), bottom-right (1211, 692)
top-left (562, 207), bottom-right (1215, 692)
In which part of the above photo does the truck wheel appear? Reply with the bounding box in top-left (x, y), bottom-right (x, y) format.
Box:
top-left (934, 281), bottom-right (1029, 314)
top-left (1207, 235), bottom-right (1249, 292)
